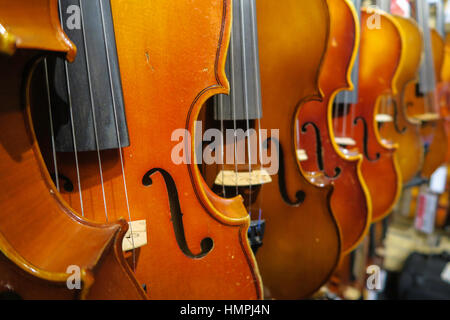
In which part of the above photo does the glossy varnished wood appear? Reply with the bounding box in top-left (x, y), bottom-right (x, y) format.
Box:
top-left (297, 0), bottom-right (371, 254)
top-left (439, 34), bottom-right (450, 162)
top-left (0, 0), bottom-right (146, 299)
top-left (422, 30), bottom-right (447, 177)
top-left (35, 0), bottom-right (263, 299)
top-left (405, 28), bottom-right (447, 178)
top-left (378, 16), bottom-right (424, 184)
top-left (255, 0), bottom-right (341, 299)
top-left (336, 9), bottom-right (402, 222)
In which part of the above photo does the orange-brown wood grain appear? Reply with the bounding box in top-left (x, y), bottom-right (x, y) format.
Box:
top-left (378, 16), bottom-right (424, 184)
top-left (335, 9), bottom-right (402, 223)
top-left (0, 0), bottom-right (146, 300)
top-left (405, 29), bottom-right (447, 179)
top-left (297, 0), bottom-right (371, 255)
top-left (33, 0), bottom-right (263, 300)
top-left (254, 0), bottom-right (341, 299)
top-left (421, 30), bottom-right (447, 177)
top-left (440, 35), bottom-right (450, 163)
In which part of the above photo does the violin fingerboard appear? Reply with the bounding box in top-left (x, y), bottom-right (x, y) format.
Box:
top-left (49, 0), bottom-right (130, 152)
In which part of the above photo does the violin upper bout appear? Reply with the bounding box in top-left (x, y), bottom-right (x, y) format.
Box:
top-left (0, 0), bottom-right (76, 61)
top-left (187, 0), bottom-right (250, 224)
top-left (360, 9), bottom-right (402, 93)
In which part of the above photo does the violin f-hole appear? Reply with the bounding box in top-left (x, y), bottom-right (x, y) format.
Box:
top-left (301, 122), bottom-right (341, 179)
top-left (142, 168), bottom-right (214, 259)
top-left (49, 172), bottom-right (74, 192)
top-left (353, 117), bottom-right (381, 162)
top-left (391, 99), bottom-right (407, 134)
top-left (265, 137), bottom-right (306, 206)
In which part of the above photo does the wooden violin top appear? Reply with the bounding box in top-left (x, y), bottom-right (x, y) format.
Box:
top-left (0, 0), bottom-right (146, 299)
top-left (31, 0), bottom-right (263, 299)
top-left (297, 0), bottom-right (372, 254)
top-left (255, 0), bottom-right (341, 299)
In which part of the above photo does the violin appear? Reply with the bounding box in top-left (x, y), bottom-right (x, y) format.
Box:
top-left (30, 0), bottom-right (262, 299)
top-left (405, 0), bottom-right (447, 179)
top-left (201, 0), bottom-right (340, 300)
top-left (334, 7), bottom-right (402, 222)
top-left (199, 0), bottom-right (269, 255)
top-left (255, 0), bottom-right (341, 299)
top-left (0, 0), bottom-right (146, 299)
top-left (439, 36), bottom-right (450, 163)
top-left (296, 0), bottom-right (371, 255)
top-left (377, 14), bottom-right (425, 184)
top-left (421, 28), bottom-right (447, 177)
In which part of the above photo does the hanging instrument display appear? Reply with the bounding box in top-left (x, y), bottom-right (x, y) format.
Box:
top-left (1, 0), bottom-right (449, 303)
top-left (202, 0), bottom-right (341, 300)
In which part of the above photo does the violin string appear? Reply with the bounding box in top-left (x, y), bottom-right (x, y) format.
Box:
top-left (333, 99), bottom-right (338, 138)
top-left (350, 90), bottom-right (357, 137)
top-left (250, 0), bottom-right (264, 227)
top-left (386, 95), bottom-right (395, 120)
top-left (384, 95), bottom-right (389, 117)
top-left (219, 95), bottom-right (226, 198)
top-left (378, 95), bottom-right (383, 117)
top-left (44, 58), bottom-right (60, 193)
top-left (79, 0), bottom-right (109, 221)
top-left (98, 0), bottom-right (136, 269)
top-left (58, 0), bottom-right (85, 217)
top-left (239, 0), bottom-right (253, 216)
top-left (229, 22), bottom-right (239, 197)
top-left (342, 90), bottom-right (349, 138)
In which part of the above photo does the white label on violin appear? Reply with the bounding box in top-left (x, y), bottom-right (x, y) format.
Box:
top-left (375, 114), bottom-right (393, 123)
top-left (122, 220), bottom-right (147, 251)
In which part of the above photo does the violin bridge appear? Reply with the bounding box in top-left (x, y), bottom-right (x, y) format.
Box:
top-left (375, 114), bottom-right (394, 123)
top-left (214, 169), bottom-right (272, 186)
top-left (334, 137), bottom-right (357, 146)
top-left (297, 149), bottom-right (308, 161)
top-left (122, 220), bottom-right (148, 251)
top-left (412, 112), bottom-right (440, 122)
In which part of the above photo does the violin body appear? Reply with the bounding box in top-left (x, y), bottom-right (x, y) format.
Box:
top-left (32, 0), bottom-right (263, 299)
top-left (440, 35), bottom-right (450, 162)
top-left (255, 0), bottom-right (341, 299)
top-left (422, 30), bottom-right (447, 178)
top-left (297, 0), bottom-right (371, 254)
top-left (378, 16), bottom-right (424, 184)
top-left (336, 9), bottom-right (402, 222)
top-left (405, 29), bottom-right (447, 179)
top-left (0, 0), bottom-right (146, 299)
